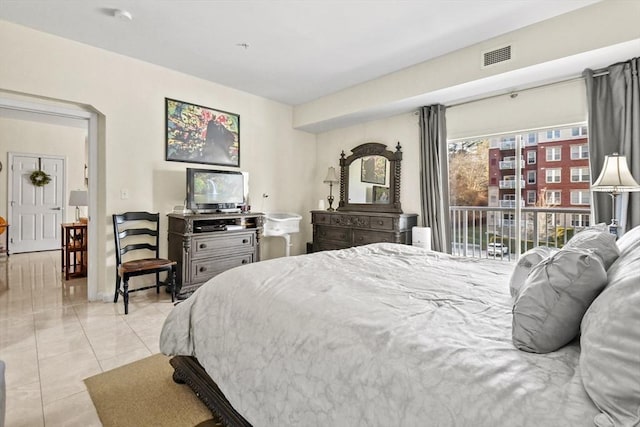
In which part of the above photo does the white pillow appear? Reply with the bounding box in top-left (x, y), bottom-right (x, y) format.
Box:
top-left (616, 224), bottom-right (640, 256)
top-left (563, 226), bottom-right (619, 269)
top-left (508, 246), bottom-right (557, 297)
top-left (512, 248), bottom-right (607, 353)
top-left (580, 247), bottom-right (640, 427)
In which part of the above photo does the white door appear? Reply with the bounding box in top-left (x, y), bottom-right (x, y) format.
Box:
top-left (9, 154), bottom-right (65, 253)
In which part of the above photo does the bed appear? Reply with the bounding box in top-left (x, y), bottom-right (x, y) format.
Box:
top-left (160, 227), bottom-right (640, 427)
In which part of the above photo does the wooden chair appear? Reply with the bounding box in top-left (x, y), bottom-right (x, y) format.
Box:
top-left (113, 212), bottom-right (176, 314)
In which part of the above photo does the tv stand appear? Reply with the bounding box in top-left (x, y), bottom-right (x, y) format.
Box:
top-left (167, 212), bottom-right (264, 297)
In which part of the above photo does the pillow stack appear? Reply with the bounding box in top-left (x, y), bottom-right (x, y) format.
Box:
top-left (511, 225), bottom-right (619, 354)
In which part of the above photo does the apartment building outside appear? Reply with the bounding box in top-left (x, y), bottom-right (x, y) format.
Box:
top-left (487, 124), bottom-right (591, 229)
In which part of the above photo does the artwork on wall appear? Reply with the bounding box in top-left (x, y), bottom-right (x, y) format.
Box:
top-left (361, 156), bottom-right (386, 185)
top-left (165, 98), bottom-right (240, 167)
top-left (372, 185), bottom-right (390, 203)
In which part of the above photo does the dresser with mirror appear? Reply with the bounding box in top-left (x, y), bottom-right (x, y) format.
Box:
top-left (311, 142), bottom-right (418, 252)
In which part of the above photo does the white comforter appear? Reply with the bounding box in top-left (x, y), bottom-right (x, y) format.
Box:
top-left (160, 243), bottom-right (599, 427)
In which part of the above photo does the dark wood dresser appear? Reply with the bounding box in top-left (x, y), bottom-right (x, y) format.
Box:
top-left (167, 212), bottom-right (263, 296)
top-left (311, 210), bottom-right (418, 252)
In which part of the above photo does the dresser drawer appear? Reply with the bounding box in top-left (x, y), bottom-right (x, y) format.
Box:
top-left (313, 213), bottom-right (332, 225)
top-left (369, 216), bottom-right (394, 230)
top-left (191, 253), bottom-right (254, 283)
top-left (352, 229), bottom-right (396, 246)
top-left (331, 215), bottom-right (370, 228)
top-left (315, 225), bottom-right (350, 244)
top-left (192, 232), bottom-right (254, 258)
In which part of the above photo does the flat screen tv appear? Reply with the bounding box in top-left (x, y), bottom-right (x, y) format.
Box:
top-left (186, 168), bottom-right (245, 213)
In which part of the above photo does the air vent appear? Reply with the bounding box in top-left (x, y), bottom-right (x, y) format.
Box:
top-left (482, 45), bottom-right (512, 67)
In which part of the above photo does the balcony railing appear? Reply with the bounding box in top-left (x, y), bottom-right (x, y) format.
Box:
top-left (449, 206), bottom-right (591, 261)
top-left (499, 179), bottom-right (526, 189)
top-left (500, 141), bottom-right (516, 150)
top-left (498, 160), bottom-right (524, 170)
top-left (499, 199), bottom-right (525, 208)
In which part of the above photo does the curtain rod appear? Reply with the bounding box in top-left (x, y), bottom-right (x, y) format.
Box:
top-left (442, 69), bottom-right (610, 110)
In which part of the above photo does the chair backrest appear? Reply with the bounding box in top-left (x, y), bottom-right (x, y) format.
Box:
top-left (112, 212), bottom-right (161, 267)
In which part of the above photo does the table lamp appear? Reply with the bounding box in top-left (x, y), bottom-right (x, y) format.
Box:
top-left (68, 190), bottom-right (88, 222)
top-left (591, 153), bottom-right (640, 236)
top-left (323, 167), bottom-right (339, 211)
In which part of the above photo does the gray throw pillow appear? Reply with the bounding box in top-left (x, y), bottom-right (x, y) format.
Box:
top-left (563, 226), bottom-right (619, 269)
top-left (509, 246), bottom-right (557, 297)
top-left (512, 248), bottom-right (607, 353)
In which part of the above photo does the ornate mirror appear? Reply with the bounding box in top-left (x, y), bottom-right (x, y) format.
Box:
top-left (338, 142), bottom-right (402, 213)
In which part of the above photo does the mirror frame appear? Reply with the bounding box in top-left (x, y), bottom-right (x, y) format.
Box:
top-left (338, 142), bottom-right (403, 213)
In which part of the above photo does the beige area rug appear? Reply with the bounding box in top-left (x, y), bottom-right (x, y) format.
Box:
top-left (85, 353), bottom-right (220, 427)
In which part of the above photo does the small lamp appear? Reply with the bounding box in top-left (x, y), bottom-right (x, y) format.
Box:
top-left (68, 190), bottom-right (88, 223)
top-left (323, 167), bottom-right (340, 211)
top-left (592, 153), bottom-right (640, 236)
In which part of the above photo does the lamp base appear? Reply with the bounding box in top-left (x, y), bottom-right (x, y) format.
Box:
top-left (326, 194), bottom-right (335, 211)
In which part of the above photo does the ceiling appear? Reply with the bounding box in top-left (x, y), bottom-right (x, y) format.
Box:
top-left (0, 0), bottom-right (603, 106)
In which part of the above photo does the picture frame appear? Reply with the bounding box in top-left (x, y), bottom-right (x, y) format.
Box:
top-left (165, 98), bottom-right (240, 167)
top-left (372, 185), bottom-right (390, 203)
top-left (361, 156), bottom-right (386, 185)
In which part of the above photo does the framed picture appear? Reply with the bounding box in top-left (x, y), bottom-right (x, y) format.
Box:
top-left (373, 185), bottom-right (390, 203)
top-left (361, 156), bottom-right (386, 184)
top-left (165, 98), bottom-right (240, 167)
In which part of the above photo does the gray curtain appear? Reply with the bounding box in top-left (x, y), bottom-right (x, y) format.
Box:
top-left (584, 57), bottom-right (640, 231)
top-left (418, 105), bottom-right (450, 252)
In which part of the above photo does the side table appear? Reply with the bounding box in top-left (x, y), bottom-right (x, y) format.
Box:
top-left (61, 223), bottom-right (87, 280)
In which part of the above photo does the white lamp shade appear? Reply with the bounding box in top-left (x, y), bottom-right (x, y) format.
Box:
top-left (68, 190), bottom-right (88, 206)
top-left (592, 154), bottom-right (640, 193)
top-left (323, 166), bottom-right (339, 184)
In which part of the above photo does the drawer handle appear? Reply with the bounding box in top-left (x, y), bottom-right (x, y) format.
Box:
top-left (241, 259), bottom-right (248, 264)
top-left (242, 239), bottom-right (249, 244)
top-left (199, 266), bottom-right (207, 272)
top-left (199, 243), bottom-right (207, 249)
top-left (378, 220), bottom-right (384, 225)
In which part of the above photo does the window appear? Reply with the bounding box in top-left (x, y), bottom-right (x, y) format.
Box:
top-left (546, 146), bottom-right (561, 161)
top-left (546, 129), bottom-right (561, 139)
top-left (527, 133), bottom-right (537, 144)
top-left (571, 144), bottom-right (589, 159)
top-left (546, 168), bottom-right (561, 183)
top-left (527, 170), bottom-right (536, 184)
top-left (546, 190), bottom-right (561, 205)
top-left (571, 167), bottom-right (590, 183)
top-left (571, 214), bottom-right (590, 228)
top-left (527, 190), bottom-right (536, 204)
top-left (527, 151), bottom-right (536, 164)
top-left (571, 126), bottom-right (588, 137)
top-left (571, 190), bottom-right (591, 205)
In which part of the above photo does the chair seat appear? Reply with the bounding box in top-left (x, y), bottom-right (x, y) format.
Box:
top-left (119, 258), bottom-right (176, 275)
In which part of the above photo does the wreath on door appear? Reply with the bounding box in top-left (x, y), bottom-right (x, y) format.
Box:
top-left (30, 170), bottom-right (52, 187)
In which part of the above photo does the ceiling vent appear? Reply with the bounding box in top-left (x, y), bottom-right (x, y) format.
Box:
top-left (482, 45), bottom-right (512, 68)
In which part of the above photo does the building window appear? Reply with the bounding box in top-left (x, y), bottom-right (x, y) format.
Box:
top-left (546, 146), bottom-right (562, 161)
top-left (571, 214), bottom-right (590, 228)
top-left (526, 133), bottom-right (537, 145)
top-left (546, 129), bottom-right (561, 139)
top-left (546, 190), bottom-right (561, 205)
top-left (527, 151), bottom-right (536, 164)
top-left (527, 170), bottom-right (536, 184)
top-left (571, 167), bottom-right (590, 183)
top-left (571, 126), bottom-right (588, 137)
top-left (571, 190), bottom-right (591, 205)
top-left (546, 168), bottom-right (561, 183)
top-left (571, 144), bottom-right (589, 159)
top-left (527, 190), bottom-right (536, 204)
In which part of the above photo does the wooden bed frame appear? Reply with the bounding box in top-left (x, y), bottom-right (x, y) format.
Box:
top-left (170, 355), bottom-right (252, 427)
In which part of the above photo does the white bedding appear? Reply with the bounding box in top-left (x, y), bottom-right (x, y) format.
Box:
top-left (160, 243), bottom-right (599, 426)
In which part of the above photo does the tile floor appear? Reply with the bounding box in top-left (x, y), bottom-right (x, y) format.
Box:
top-left (0, 250), bottom-right (175, 426)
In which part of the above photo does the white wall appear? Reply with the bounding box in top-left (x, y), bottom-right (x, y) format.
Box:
top-left (0, 20), bottom-right (317, 300)
top-left (0, 117), bottom-right (87, 223)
